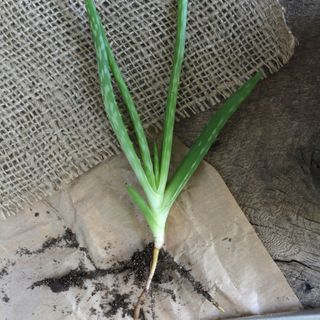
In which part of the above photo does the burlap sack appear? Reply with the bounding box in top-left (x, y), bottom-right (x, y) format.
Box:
top-left (0, 0), bottom-right (294, 219)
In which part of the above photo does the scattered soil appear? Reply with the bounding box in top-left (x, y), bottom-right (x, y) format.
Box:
top-left (16, 228), bottom-right (79, 256)
top-left (11, 228), bottom-right (219, 317)
top-left (30, 264), bottom-right (129, 293)
top-left (79, 246), bottom-right (97, 268)
top-left (0, 265), bottom-right (9, 279)
top-left (0, 270), bottom-right (8, 280)
top-left (30, 243), bottom-right (219, 316)
top-left (0, 260), bottom-right (15, 279)
top-left (101, 292), bottom-right (130, 318)
top-left (2, 293), bottom-right (9, 303)
top-left (1, 289), bottom-right (10, 303)
top-left (0, 262), bottom-right (16, 307)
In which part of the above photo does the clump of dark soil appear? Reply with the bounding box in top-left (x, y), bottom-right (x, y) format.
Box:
top-left (101, 292), bottom-right (130, 318)
top-left (1, 289), bottom-right (10, 303)
top-left (16, 228), bottom-right (79, 256)
top-left (0, 264), bottom-right (9, 279)
top-left (0, 260), bottom-right (15, 279)
top-left (31, 269), bottom-right (90, 293)
top-left (2, 293), bottom-right (10, 303)
top-left (30, 264), bottom-right (129, 293)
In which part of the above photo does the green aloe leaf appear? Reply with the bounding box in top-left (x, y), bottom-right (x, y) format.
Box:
top-left (102, 38), bottom-right (155, 188)
top-left (153, 142), bottom-right (160, 187)
top-left (158, 0), bottom-right (188, 194)
top-left (85, 0), bottom-right (154, 197)
top-left (164, 72), bottom-right (262, 209)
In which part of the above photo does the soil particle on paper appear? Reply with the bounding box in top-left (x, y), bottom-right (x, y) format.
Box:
top-left (30, 263), bottom-right (129, 293)
top-left (0, 267), bottom-right (8, 279)
top-left (0, 261), bottom-right (16, 306)
top-left (1, 288), bottom-right (10, 303)
top-left (0, 260), bottom-right (16, 282)
top-left (91, 282), bottom-right (110, 296)
top-left (89, 307), bottom-right (97, 316)
top-left (79, 246), bottom-right (97, 268)
top-left (101, 292), bottom-right (130, 318)
top-left (2, 293), bottom-right (10, 303)
top-left (0, 264), bottom-right (9, 279)
top-left (16, 228), bottom-right (79, 256)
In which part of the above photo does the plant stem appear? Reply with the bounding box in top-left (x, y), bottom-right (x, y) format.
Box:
top-left (134, 246), bottom-right (160, 320)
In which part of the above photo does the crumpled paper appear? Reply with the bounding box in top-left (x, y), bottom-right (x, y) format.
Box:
top-left (0, 140), bottom-right (301, 319)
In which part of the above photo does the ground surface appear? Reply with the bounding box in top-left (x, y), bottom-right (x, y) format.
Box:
top-left (175, 0), bottom-right (320, 308)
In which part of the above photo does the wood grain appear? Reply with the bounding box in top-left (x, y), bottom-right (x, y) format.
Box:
top-left (175, 0), bottom-right (320, 308)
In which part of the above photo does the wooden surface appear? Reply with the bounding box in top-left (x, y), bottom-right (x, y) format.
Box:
top-left (175, 0), bottom-right (320, 308)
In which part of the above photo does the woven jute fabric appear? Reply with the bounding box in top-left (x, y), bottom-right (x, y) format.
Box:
top-left (0, 0), bottom-right (294, 219)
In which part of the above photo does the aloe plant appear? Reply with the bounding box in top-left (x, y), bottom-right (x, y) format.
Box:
top-left (85, 0), bottom-right (261, 318)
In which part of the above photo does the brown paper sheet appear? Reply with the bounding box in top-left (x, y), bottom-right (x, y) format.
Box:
top-left (0, 140), bottom-right (301, 319)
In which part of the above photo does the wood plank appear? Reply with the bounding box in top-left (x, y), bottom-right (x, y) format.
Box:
top-left (175, 0), bottom-right (320, 308)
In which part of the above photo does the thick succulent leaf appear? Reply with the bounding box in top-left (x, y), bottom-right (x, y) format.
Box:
top-left (101, 37), bottom-right (155, 188)
top-left (158, 0), bottom-right (188, 193)
top-left (153, 142), bottom-right (160, 187)
top-left (85, 0), bottom-right (153, 196)
top-left (164, 72), bottom-right (262, 209)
